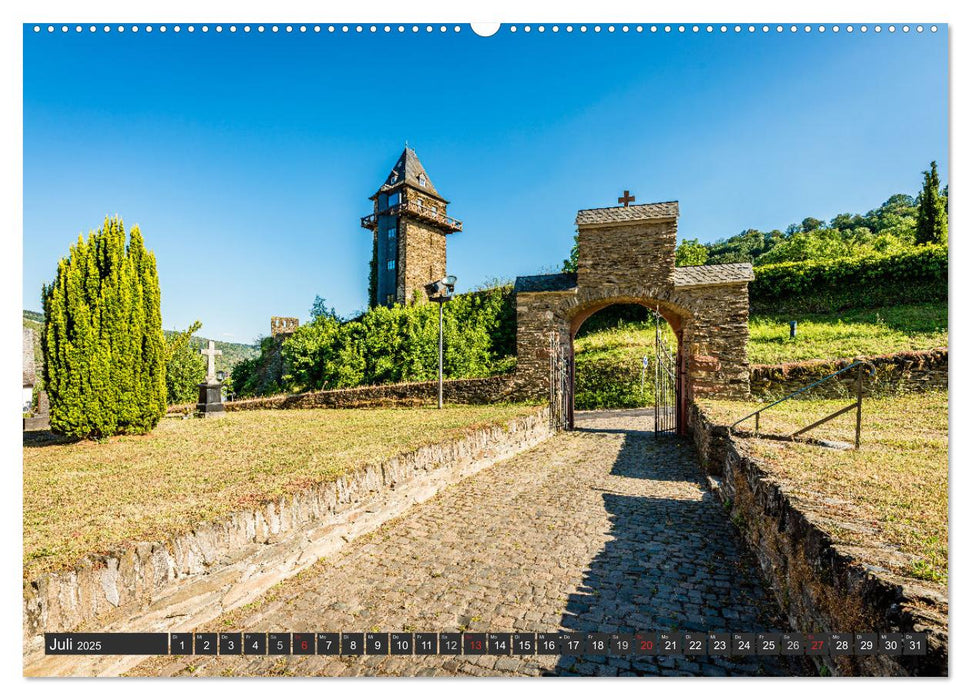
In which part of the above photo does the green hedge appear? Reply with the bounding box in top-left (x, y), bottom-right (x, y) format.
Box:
top-left (232, 287), bottom-right (516, 397)
top-left (751, 245), bottom-right (947, 314)
top-left (573, 353), bottom-right (667, 411)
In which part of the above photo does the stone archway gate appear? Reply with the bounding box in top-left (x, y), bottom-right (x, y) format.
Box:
top-left (513, 201), bottom-right (754, 434)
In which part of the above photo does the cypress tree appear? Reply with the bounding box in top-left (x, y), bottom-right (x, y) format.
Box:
top-left (42, 216), bottom-right (166, 438)
top-left (915, 161), bottom-right (948, 245)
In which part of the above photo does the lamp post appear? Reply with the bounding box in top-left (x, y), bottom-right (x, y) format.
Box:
top-left (425, 275), bottom-right (457, 409)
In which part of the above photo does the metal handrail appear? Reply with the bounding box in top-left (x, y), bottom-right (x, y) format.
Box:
top-left (729, 360), bottom-right (872, 448)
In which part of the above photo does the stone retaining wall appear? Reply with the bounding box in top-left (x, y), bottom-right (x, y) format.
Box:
top-left (750, 348), bottom-right (947, 400)
top-left (689, 403), bottom-right (948, 677)
top-left (164, 376), bottom-right (525, 415)
top-left (24, 407), bottom-right (552, 676)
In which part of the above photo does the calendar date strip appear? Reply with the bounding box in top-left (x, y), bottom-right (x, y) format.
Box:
top-left (45, 631), bottom-right (926, 657)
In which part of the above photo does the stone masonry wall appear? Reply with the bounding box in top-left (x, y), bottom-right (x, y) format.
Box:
top-left (679, 283), bottom-right (751, 401)
top-left (218, 375), bottom-right (521, 412)
top-left (577, 220), bottom-right (677, 289)
top-left (513, 291), bottom-right (573, 400)
top-left (749, 348), bottom-right (947, 400)
top-left (165, 376), bottom-right (538, 416)
top-left (270, 317), bottom-right (299, 337)
top-left (24, 407), bottom-right (553, 674)
top-left (398, 217), bottom-right (447, 304)
top-left (689, 403), bottom-right (947, 677)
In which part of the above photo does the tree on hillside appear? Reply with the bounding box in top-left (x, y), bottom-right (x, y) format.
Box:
top-left (865, 194), bottom-right (917, 239)
top-left (675, 238), bottom-right (709, 266)
top-left (916, 161), bottom-right (948, 245)
top-left (801, 217), bottom-right (824, 233)
top-left (830, 213), bottom-right (871, 233)
top-left (706, 228), bottom-right (769, 264)
top-left (165, 321), bottom-right (206, 404)
top-left (42, 216), bottom-right (166, 438)
top-left (756, 228), bottom-right (853, 265)
top-left (310, 295), bottom-right (340, 322)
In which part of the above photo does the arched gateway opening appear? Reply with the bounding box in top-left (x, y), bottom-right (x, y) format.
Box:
top-left (568, 299), bottom-right (686, 433)
top-left (513, 200), bottom-right (755, 435)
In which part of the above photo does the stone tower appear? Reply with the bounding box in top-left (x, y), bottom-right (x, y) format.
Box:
top-left (361, 147), bottom-right (462, 307)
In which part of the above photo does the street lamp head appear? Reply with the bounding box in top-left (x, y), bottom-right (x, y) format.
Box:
top-left (425, 274), bottom-right (457, 301)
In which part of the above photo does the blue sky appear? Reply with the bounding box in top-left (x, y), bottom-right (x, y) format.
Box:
top-left (23, 24), bottom-right (948, 343)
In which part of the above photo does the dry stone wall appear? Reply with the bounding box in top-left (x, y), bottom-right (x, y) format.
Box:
top-left (222, 375), bottom-right (521, 411)
top-left (750, 348), bottom-right (947, 400)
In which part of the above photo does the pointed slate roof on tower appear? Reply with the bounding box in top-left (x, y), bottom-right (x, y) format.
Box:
top-left (377, 146), bottom-right (445, 200)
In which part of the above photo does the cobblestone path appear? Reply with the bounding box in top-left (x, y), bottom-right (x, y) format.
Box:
top-left (131, 410), bottom-right (805, 677)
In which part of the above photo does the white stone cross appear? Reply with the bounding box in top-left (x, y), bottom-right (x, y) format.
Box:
top-left (201, 339), bottom-right (223, 383)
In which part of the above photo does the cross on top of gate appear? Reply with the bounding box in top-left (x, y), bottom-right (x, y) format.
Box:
top-left (618, 190), bottom-right (636, 207)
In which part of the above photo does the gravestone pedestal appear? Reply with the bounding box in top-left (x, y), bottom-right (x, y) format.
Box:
top-left (196, 381), bottom-right (225, 418)
top-left (23, 391), bottom-right (50, 431)
top-left (196, 339), bottom-right (225, 418)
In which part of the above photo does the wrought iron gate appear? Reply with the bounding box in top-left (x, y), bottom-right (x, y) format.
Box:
top-left (549, 332), bottom-right (573, 431)
top-left (653, 308), bottom-right (679, 434)
top-left (551, 311), bottom-right (678, 434)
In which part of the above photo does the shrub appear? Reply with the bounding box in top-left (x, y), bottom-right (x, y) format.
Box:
top-left (574, 356), bottom-right (655, 410)
top-left (240, 286), bottom-right (517, 396)
top-left (165, 321), bottom-right (206, 404)
top-left (41, 216), bottom-right (166, 437)
top-left (229, 336), bottom-right (285, 398)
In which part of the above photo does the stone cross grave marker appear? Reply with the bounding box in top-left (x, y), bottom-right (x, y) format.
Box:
top-left (200, 339), bottom-right (222, 383)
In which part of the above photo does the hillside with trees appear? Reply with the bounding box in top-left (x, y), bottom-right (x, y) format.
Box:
top-left (673, 161), bottom-right (947, 268)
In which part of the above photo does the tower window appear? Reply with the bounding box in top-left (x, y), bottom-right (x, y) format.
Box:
top-left (387, 227), bottom-right (396, 239)
top-left (418, 173), bottom-right (427, 186)
top-left (387, 260), bottom-right (396, 271)
top-left (388, 192), bottom-right (401, 206)
top-left (386, 294), bottom-right (395, 305)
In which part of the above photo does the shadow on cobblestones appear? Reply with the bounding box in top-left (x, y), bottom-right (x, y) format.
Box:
top-left (552, 432), bottom-right (805, 677)
top-left (608, 432), bottom-right (700, 481)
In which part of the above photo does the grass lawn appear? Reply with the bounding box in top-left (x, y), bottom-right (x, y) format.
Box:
top-left (574, 321), bottom-right (678, 361)
top-left (748, 303), bottom-right (947, 364)
top-left (23, 404), bottom-right (537, 581)
top-left (702, 391), bottom-right (948, 585)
